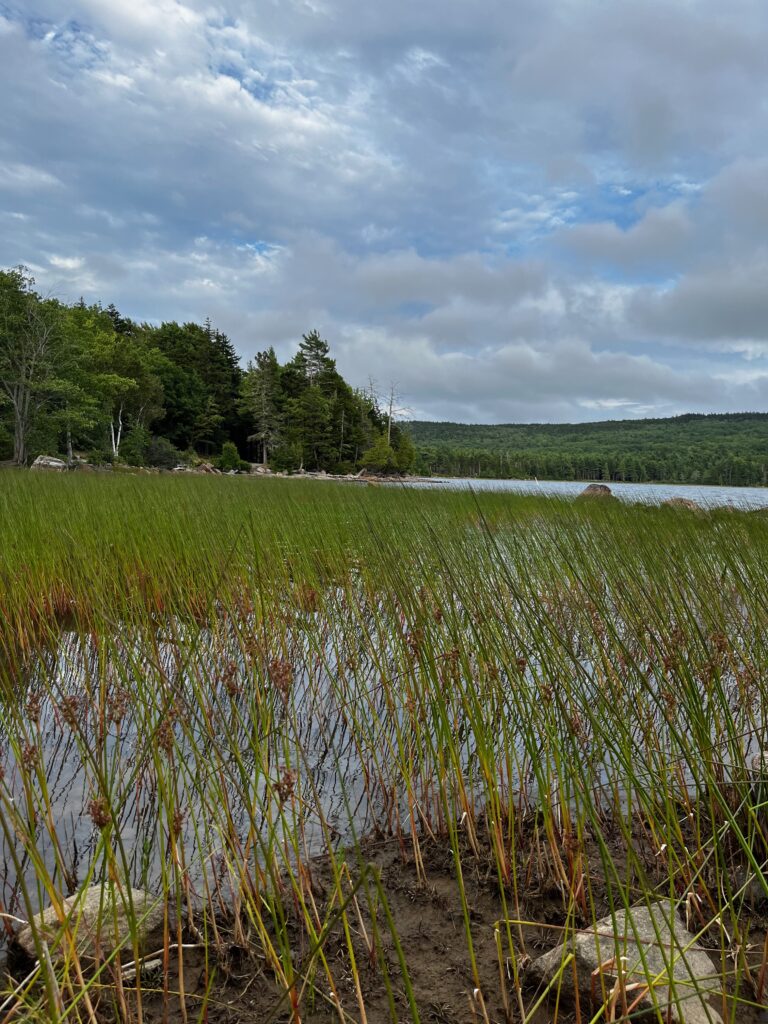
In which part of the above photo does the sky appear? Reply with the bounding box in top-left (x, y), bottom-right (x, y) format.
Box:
top-left (2, 0), bottom-right (768, 423)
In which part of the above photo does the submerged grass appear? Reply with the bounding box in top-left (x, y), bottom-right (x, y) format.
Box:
top-left (0, 470), bottom-right (767, 1021)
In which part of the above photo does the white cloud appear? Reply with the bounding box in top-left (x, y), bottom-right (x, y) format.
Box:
top-left (1, 0), bottom-right (767, 422)
top-left (0, 162), bottom-right (61, 190)
top-left (48, 255), bottom-right (84, 270)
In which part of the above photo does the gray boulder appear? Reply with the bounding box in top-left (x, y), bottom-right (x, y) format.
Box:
top-left (15, 886), bottom-right (165, 962)
top-left (31, 455), bottom-right (67, 471)
top-left (527, 900), bottom-right (722, 1023)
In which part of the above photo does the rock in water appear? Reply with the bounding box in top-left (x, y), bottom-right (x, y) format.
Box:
top-left (663, 497), bottom-right (702, 512)
top-left (30, 455), bottom-right (67, 471)
top-left (578, 483), bottom-right (615, 499)
top-left (527, 900), bottom-right (722, 1023)
top-left (15, 886), bottom-right (165, 962)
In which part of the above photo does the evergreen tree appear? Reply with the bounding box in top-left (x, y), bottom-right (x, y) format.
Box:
top-left (393, 430), bottom-right (417, 474)
top-left (105, 304), bottom-right (134, 336)
top-left (192, 396), bottom-right (224, 454)
top-left (298, 329), bottom-right (334, 385)
top-left (289, 385), bottom-right (332, 471)
top-left (361, 433), bottom-right (398, 474)
top-left (240, 348), bottom-right (282, 465)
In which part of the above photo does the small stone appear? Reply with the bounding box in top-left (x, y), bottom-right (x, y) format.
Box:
top-left (14, 886), bottom-right (165, 962)
top-left (527, 900), bottom-right (722, 1023)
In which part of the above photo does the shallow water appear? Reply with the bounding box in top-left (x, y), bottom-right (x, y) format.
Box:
top-left (2, 607), bottom-right (760, 936)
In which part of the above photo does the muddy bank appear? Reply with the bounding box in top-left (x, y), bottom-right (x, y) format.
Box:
top-left (17, 822), bottom-right (764, 1024)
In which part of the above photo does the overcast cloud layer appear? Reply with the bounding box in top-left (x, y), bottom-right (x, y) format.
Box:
top-left (2, 0), bottom-right (768, 422)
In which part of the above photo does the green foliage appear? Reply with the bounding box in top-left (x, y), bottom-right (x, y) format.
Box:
top-left (149, 321), bottom-right (241, 451)
top-left (393, 430), bottom-right (416, 474)
top-left (239, 331), bottom-right (403, 473)
top-left (0, 266), bottom-right (66, 464)
top-left (120, 425), bottom-right (150, 466)
top-left (361, 428), bottom-right (416, 475)
top-left (84, 448), bottom-right (115, 466)
top-left (10, 260), bottom-right (760, 487)
top-left (361, 433), bottom-right (398, 473)
top-left (146, 435), bottom-right (182, 470)
top-left (0, 271), bottom-right (412, 475)
top-left (0, 421), bottom-right (11, 461)
top-left (218, 441), bottom-right (242, 472)
top-left (240, 347), bottom-right (281, 465)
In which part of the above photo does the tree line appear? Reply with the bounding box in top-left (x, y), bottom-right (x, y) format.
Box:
top-left (410, 415), bottom-right (768, 486)
top-left (0, 266), bottom-right (415, 474)
top-left (4, 264), bottom-right (765, 486)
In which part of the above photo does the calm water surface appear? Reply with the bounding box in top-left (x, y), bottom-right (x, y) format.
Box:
top-left (409, 477), bottom-right (768, 508)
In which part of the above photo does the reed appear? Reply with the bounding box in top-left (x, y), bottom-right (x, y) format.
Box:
top-left (0, 469), bottom-right (766, 1021)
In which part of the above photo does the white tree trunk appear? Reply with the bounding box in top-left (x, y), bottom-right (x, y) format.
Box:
top-left (110, 403), bottom-right (123, 456)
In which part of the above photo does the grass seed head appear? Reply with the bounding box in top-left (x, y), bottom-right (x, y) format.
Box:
top-left (269, 658), bottom-right (294, 701)
top-left (88, 796), bottom-right (111, 830)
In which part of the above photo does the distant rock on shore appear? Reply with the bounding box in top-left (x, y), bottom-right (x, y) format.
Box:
top-left (663, 496), bottom-right (702, 511)
top-left (577, 483), bottom-right (615, 500)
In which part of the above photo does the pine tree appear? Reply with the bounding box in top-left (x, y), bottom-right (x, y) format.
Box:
top-left (241, 348), bottom-right (282, 466)
top-left (290, 385), bottom-right (332, 471)
top-left (298, 330), bottom-right (334, 385)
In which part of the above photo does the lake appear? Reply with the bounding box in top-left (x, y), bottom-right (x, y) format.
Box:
top-left (408, 476), bottom-right (768, 507)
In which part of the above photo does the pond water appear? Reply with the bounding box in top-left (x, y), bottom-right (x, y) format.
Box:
top-left (3, 606), bottom-right (759, 936)
top-left (408, 477), bottom-right (768, 508)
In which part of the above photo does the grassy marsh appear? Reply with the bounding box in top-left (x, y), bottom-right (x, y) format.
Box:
top-left (0, 471), bottom-right (767, 1022)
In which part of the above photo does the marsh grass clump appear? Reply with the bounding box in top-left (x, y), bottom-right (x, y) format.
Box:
top-left (0, 471), bottom-right (767, 1021)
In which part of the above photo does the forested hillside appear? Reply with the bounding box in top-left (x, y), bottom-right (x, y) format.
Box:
top-left (409, 414), bottom-right (768, 486)
top-left (0, 266), bottom-right (414, 473)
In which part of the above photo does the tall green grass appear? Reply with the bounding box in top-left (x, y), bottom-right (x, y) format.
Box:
top-left (0, 470), bottom-right (766, 1021)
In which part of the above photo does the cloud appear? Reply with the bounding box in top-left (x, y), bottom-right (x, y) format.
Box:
top-left (557, 203), bottom-right (694, 274)
top-left (48, 254), bottom-right (84, 270)
top-left (0, 0), bottom-right (767, 422)
top-left (629, 259), bottom-right (768, 348)
top-left (0, 161), bottom-right (61, 191)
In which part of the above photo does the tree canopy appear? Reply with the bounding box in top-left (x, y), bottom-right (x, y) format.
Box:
top-left (0, 267), bottom-right (415, 475)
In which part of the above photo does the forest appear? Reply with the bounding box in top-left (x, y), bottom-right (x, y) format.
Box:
top-left (0, 266), bottom-right (415, 474)
top-left (409, 414), bottom-right (768, 485)
top-left (3, 264), bottom-right (767, 485)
